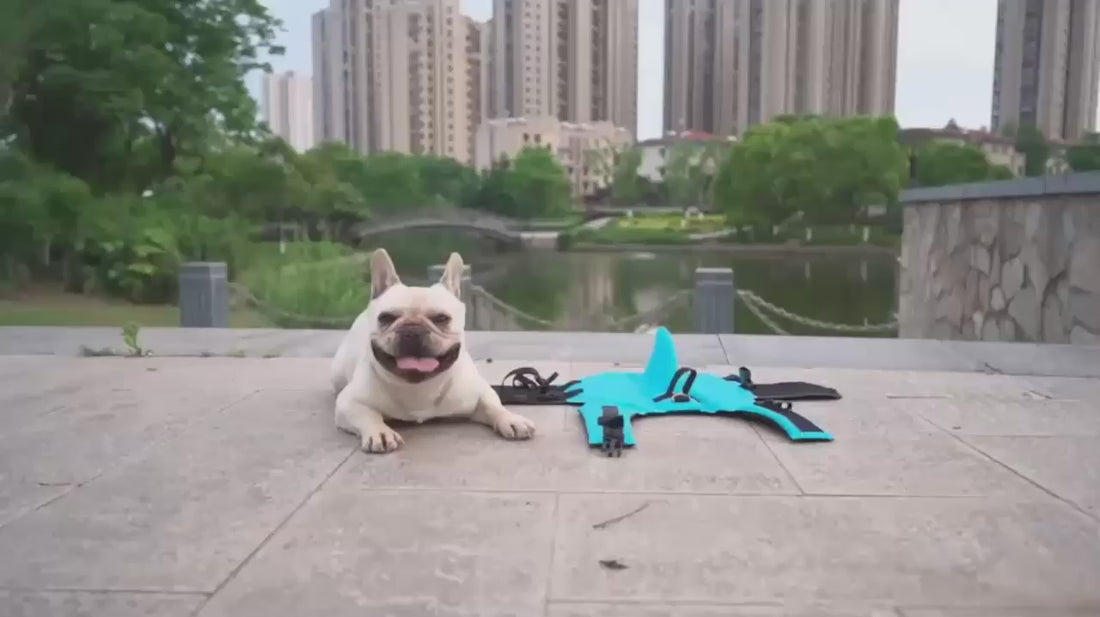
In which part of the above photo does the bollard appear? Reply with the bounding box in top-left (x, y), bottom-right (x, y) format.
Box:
top-left (179, 262), bottom-right (229, 328)
top-left (693, 267), bottom-right (735, 333)
top-left (428, 263), bottom-right (474, 328)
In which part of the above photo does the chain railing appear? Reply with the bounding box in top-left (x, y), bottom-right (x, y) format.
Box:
top-left (601, 289), bottom-right (692, 331)
top-left (230, 283), bottom-right (361, 329)
top-left (736, 289), bottom-right (898, 335)
top-left (736, 292), bottom-right (791, 336)
top-left (468, 284), bottom-right (556, 329)
top-left (231, 279), bottom-right (897, 336)
top-left (467, 285), bottom-right (694, 332)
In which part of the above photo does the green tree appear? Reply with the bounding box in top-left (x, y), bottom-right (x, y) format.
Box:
top-left (608, 147), bottom-right (644, 206)
top-left (359, 152), bottom-right (425, 214)
top-left (1066, 132), bottom-right (1100, 171)
top-left (584, 141), bottom-right (644, 206)
top-left (714, 115), bottom-right (906, 226)
top-left (472, 155), bottom-right (520, 216)
top-left (294, 145), bottom-right (368, 228)
top-left (506, 147), bottom-right (572, 219)
top-left (1012, 123), bottom-right (1050, 176)
top-left (822, 115), bottom-right (908, 223)
top-left (911, 140), bottom-right (1014, 186)
top-left (714, 122), bottom-right (800, 226)
top-left (663, 141), bottom-right (724, 210)
top-left (414, 155), bottom-right (481, 208)
top-left (0, 0), bottom-right (30, 119)
top-left (6, 0), bottom-right (281, 191)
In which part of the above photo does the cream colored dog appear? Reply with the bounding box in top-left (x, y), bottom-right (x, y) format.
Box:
top-left (331, 248), bottom-right (536, 453)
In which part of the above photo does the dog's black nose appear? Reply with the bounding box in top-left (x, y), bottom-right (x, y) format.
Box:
top-left (395, 325), bottom-right (430, 357)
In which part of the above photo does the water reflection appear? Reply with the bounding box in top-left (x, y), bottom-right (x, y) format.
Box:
top-left (361, 231), bottom-right (898, 336)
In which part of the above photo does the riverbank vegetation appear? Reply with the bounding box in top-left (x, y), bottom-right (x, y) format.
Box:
top-left (565, 219), bottom-right (900, 250)
top-left (1, 0), bottom-right (1084, 328)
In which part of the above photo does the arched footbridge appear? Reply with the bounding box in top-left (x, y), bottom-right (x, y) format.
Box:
top-left (351, 207), bottom-right (524, 245)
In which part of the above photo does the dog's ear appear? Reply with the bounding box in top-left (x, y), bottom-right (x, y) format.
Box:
top-left (438, 252), bottom-right (465, 300)
top-left (370, 248), bottom-right (401, 299)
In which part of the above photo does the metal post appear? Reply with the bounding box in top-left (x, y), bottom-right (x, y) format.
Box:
top-left (693, 267), bottom-right (735, 333)
top-left (428, 263), bottom-right (474, 329)
top-left (179, 262), bottom-right (229, 328)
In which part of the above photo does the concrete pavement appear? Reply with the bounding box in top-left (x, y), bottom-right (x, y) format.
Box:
top-left (0, 328), bottom-right (1099, 616)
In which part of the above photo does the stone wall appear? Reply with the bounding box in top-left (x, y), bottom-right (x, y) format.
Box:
top-left (898, 174), bottom-right (1100, 344)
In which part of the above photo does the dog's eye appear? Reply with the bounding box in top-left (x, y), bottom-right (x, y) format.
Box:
top-left (429, 313), bottom-right (451, 327)
top-left (377, 312), bottom-right (398, 327)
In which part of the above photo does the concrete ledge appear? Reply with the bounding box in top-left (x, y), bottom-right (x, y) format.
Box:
top-left (2, 326), bottom-right (1098, 377)
top-left (900, 171), bottom-right (1100, 203)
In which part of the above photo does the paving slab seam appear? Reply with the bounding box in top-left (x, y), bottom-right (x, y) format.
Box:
top-left (542, 493), bottom-right (561, 617)
top-left (716, 334), bottom-right (731, 364)
top-left (330, 486), bottom-right (1064, 499)
top-left (749, 423), bottom-right (806, 495)
top-left (549, 597), bottom-right (1100, 611)
top-left (0, 586), bottom-right (211, 597)
top-left (0, 388), bottom-right (265, 534)
top-left (912, 415), bottom-right (1100, 524)
top-left (548, 596), bottom-right (908, 609)
top-left (189, 446), bottom-right (359, 616)
top-left (895, 604), bottom-right (1100, 615)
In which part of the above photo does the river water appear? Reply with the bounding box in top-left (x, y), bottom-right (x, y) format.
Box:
top-left (373, 231), bottom-right (899, 336)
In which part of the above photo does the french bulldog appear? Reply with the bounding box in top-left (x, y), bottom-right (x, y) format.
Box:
top-left (330, 248), bottom-right (537, 453)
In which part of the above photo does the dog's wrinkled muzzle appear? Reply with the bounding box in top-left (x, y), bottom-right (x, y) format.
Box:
top-left (392, 325), bottom-right (439, 372)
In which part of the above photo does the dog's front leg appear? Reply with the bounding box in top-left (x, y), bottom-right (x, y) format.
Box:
top-left (471, 387), bottom-right (537, 440)
top-left (335, 394), bottom-right (404, 453)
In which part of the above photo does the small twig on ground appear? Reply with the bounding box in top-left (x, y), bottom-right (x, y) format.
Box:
top-left (592, 502), bottom-right (651, 530)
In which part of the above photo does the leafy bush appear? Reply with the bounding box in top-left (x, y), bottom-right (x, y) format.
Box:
top-left (240, 242), bottom-right (369, 328)
top-left (80, 191), bottom-right (254, 303)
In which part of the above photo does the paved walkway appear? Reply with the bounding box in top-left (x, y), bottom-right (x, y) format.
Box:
top-left (1, 327), bottom-right (1099, 616)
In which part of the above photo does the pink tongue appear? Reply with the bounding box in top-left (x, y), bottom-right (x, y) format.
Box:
top-left (396, 357), bottom-right (440, 372)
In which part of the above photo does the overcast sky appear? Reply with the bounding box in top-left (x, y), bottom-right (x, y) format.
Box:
top-left (251, 0), bottom-right (1027, 140)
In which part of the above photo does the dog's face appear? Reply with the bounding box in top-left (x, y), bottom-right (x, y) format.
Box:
top-left (366, 248), bottom-right (467, 384)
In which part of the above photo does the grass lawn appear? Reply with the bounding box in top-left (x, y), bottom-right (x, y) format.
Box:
top-left (615, 213), bottom-right (727, 232)
top-left (0, 285), bottom-right (273, 328)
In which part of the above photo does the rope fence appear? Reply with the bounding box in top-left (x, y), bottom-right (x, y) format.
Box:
top-left (221, 265), bottom-right (893, 334)
top-left (736, 289), bottom-right (898, 335)
top-left (229, 283), bottom-right (360, 329)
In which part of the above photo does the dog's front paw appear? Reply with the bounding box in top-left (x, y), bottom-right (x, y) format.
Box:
top-left (360, 424), bottom-right (405, 453)
top-left (493, 412), bottom-right (537, 440)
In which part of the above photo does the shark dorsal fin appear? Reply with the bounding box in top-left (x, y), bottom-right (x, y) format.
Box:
top-left (641, 327), bottom-right (679, 396)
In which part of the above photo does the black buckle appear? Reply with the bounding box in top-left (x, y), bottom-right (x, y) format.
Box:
top-left (652, 367), bottom-right (699, 403)
top-left (723, 366), bottom-right (755, 390)
top-left (757, 399), bottom-right (792, 413)
top-left (597, 405), bottom-right (624, 457)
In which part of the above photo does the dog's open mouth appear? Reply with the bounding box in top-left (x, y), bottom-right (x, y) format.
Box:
top-left (371, 341), bottom-right (461, 383)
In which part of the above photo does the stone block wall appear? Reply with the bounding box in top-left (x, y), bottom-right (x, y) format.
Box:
top-left (898, 174), bottom-right (1100, 344)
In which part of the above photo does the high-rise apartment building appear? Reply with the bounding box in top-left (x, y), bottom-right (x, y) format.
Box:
top-left (489, 0), bottom-right (638, 135)
top-left (261, 71), bottom-right (314, 152)
top-left (311, 6), bottom-right (346, 146)
top-left (663, 0), bottom-right (899, 136)
top-left (991, 0), bottom-right (1100, 141)
top-left (311, 0), bottom-right (478, 163)
top-left (466, 17), bottom-right (491, 161)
